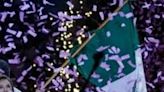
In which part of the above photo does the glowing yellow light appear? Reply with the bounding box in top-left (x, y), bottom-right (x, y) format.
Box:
top-left (63, 45), bottom-right (67, 49)
top-left (68, 84), bottom-right (71, 89)
top-left (81, 34), bottom-right (85, 38)
top-left (56, 39), bottom-right (59, 42)
top-left (50, 63), bottom-right (54, 66)
top-left (56, 48), bottom-right (59, 51)
top-left (73, 88), bottom-right (80, 92)
top-left (68, 41), bottom-right (71, 44)
top-left (64, 32), bottom-right (67, 35)
top-left (48, 68), bottom-right (51, 71)
top-left (75, 83), bottom-right (79, 88)
top-left (49, 17), bottom-right (53, 20)
top-left (69, 44), bottom-right (73, 48)
top-left (89, 11), bottom-right (92, 15)
top-left (63, 41), bottom-right (67, 45)
top-left (33, 64), bottom-right (36, 67)
top-left (34, 84), bottom-right (37, 88)
top-left (70, 10), bottom-right (73, 14)
top-left (65, 88), bottom-right (68, 92)
top-left (61, 34), bottom-right (64, 37)
top-left (60, 37), bottom-right (64, 41)
top-left (79, 1), bottom-right (83, 4)
top-left (66, 49), bottom-right (70, 53)
top-left (66, 74), bottom-right (69, 79)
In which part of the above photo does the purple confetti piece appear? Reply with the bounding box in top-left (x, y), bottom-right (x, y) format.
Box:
top-left (99, 12), bottom-right (104, 20)
top-left (23, 36), bottom-right (28, 43)
top-left (121, 54), bottom-right (130, 60)
top-left (22, 70), bottom-right (28, 76)
top-left (118, 0), bottom-right (123, 7)
top-left (26, 2), bottom-right (36, 14)
top-left (6, 29), bottom-right (17, 35)
top-left (125, 12), bottom-right (133, 18)
top-left (110, 0), bottom-right (116, 6)
top-left (91, 72), bottom-right (100, 78)
top-left (16, 31), bottom-right (23, 38)
top-left (92, 5), bottom-right (97, 12)
top-left (58, 26), bottom-right (67, 32)
top-left (43, 0), bottom-right (55, 6)
top-left (4, 2), bottom-right (12, 7)
top-left (67, 78), bottom-right (75, 83)
top-left (46, 46), bottom-right (54, 51)
top-left (0, 12), bottom-right (8, 22)
top-left (27, 30), bottom-right (37, 37)
top-left (35, 56), bottom-right (44, 67)
top-left (154, 14), bottom-right (160, 19)
top-left (59, 50), bottom-right (70, 58)
top-left (20, 3), bottom-right (30, 11)
top-left (8, 23), bottom-right (14, 28)
top-left (96, 45), bottom-right (110, 52)
top-left (127, 60), bottom-right (136, 68)
top-left (17, 76), bottom-right (24, 83)
top-left (19, 11), bottom-right (24, 22)
top-left (100, 62), bottom-right (110, 71)
top-left (66, 1), bottom-right (74, 8)
top-left (40, 15), bottom-right (48, 20)
top-left (142, 2), bottom-right (151, 9)
top-left (8, 42), bottom-right (16, 49)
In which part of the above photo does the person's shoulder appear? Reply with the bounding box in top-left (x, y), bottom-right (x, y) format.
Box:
top-left (14, 87), bottom-right (22, 92)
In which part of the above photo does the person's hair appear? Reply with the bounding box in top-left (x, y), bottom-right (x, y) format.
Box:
top-left (0, 59), bottom-right (10, 77)
top-left (0, 74), bottom-right (14, 92)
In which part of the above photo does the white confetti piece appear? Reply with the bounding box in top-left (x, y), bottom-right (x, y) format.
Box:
top-left (92, 5), bottom-right (97, 11)
top-left (125, 12), bottom-right (133, 18)
top-left (99, 12), bottom-right (104, 20)
top-left (27, 30), bottom-right (37, 37)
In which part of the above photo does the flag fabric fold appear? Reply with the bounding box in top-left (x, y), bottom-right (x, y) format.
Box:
top-left (69, 2), bottom-right (147, 92)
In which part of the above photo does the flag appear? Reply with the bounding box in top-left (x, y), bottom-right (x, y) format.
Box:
top-left (69, 2), bottom-right (147, 92)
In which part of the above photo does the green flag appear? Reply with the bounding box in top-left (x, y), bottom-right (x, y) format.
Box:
top-left (70, 2), bottom-right (147, 92)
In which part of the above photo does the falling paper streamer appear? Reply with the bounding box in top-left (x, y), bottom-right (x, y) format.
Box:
top-left (20, 3), bottom-right (30, 11)
top-left (110, 0), bottom-right (117, 6)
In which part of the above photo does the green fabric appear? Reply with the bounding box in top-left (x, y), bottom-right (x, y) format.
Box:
top-left (69, 2), bottom-right (139, 87)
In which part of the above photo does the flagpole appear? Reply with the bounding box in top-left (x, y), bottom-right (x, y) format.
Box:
top-left (43, 0), bottom-right (129, 88)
